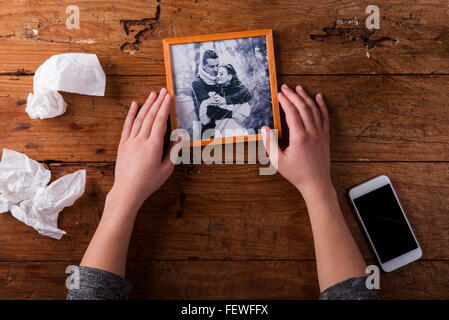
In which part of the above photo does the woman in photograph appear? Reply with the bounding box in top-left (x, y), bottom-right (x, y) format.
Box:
top-left (199, 64), bottom-right (253, 138)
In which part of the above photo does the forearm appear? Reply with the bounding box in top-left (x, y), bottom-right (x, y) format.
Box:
top-left (80, 188), bottom-right (139, 277)
top-left (303, 185), bottom-right (366, 292)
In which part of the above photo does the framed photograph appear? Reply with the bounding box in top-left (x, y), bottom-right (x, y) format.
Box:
top-left (162, 29), bottom-right (281, 146)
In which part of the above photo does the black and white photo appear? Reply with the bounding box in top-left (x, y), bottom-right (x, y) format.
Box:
top-left (164, 31), bottom-right (280, 143)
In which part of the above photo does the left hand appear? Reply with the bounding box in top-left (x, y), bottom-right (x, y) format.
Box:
top-left (108, 88), bottom-right (183, 212)
top-left (212, 94), bottom-right (226, 106)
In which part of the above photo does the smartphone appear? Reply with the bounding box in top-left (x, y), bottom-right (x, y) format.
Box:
top-left (349, 175), bottom-right (422, 272)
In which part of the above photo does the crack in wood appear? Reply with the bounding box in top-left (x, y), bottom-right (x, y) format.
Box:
top-left (310, 17), bottom-right (398, 56)
top-left (119, 3), bottom-right (161, 54)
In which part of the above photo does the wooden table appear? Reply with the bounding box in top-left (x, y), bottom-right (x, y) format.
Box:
top-left (0, 0), bottom-right (448, 299)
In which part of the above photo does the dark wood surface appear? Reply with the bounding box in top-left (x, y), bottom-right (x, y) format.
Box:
top-left (0, 0), bottom-right (448, 299)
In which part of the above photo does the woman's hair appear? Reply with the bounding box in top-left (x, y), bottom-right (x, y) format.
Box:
top-left (220, 64), bottom-right (241, 86)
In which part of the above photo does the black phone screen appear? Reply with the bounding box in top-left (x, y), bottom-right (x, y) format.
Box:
top-left (353, 184), bottom-right (418, 263)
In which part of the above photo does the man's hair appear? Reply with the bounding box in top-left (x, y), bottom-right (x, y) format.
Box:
top-left (202, 50), bottom-right (218, 66)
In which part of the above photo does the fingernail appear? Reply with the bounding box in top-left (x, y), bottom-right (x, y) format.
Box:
top-left (317, 93), bottom-right (323, 99)
top-left (164, 93), bottom-right (171, 100)
top-left (296, 85), bottom-right (303, 91)
top-left (282, 84), bottom-right (289, 89)
top-left (264, 126), bottom-right (270, 136)
top-left (131, 101), bottom-right (137, 108)
top-left (161, 88), bottom-right (167, 94)
top-left (149, 92), bottom-right (155, 99)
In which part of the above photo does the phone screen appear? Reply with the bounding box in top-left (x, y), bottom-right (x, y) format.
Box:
top-left (353, 184), bottom-right (418, 263)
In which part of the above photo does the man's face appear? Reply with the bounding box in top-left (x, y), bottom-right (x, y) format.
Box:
top-left (204, 58), bottom-right (219, 76)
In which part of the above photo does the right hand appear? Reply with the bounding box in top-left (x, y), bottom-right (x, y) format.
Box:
top-left (262, 84), bottom-right (332, 200)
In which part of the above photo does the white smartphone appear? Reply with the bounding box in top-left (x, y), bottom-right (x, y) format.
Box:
top-left (349, 175), bottom-right (422, 272)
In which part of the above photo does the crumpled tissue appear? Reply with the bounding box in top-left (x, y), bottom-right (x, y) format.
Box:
top-left (26, 53), bottom-right (106, 119)
top-left (0, 149), bottom-right (86, 239)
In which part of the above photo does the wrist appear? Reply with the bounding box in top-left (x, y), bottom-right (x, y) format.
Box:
top-left (105, 186), bottom-right (141, 217)
top-left (297, 181), bottom-right (336, 204)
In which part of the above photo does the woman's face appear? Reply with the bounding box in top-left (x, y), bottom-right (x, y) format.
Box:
top-left (217, 66), bottom-right (232, 85)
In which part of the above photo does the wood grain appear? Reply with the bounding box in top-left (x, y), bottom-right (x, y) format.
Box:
top-left (0, 260), bottom-right (447, 299)
top-left (1, 75), bottom-right (448, 162)
top-left (1, 1), bottom-right (449, 75)
top-left (0, 0), bottom-right (448, 300)
top-left (0, 162), bottom-right (447, 262)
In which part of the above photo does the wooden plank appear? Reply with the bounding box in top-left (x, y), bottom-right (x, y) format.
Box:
top-left (1, 1), bottom-right (449, 75)
top-left (127, 260), bottom-right (449, 300)
top-left (0, 162), bottom-right (447, 261)
top-left (1, 75), bottom-right (448, 162)
top-left (0, 260), bottom-right (447, 299)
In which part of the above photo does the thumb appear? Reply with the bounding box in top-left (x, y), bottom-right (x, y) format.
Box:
top-left (162, 134), bottom-right (185, 172)
top-left (261, 126), bottom-right (282, 169)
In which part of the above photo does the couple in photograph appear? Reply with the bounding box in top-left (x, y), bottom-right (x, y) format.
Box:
top-left (192, 50), bottom-right (252, 138)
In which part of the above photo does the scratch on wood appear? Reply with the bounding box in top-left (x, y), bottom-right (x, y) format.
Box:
top-left (15, 123), bottom-right (31, 131)
top-left (176, 190), bottom-right (186, 217)
top-left (310, 18), bottom-right (398, 58)
top-left (0, 32), bottom-right (16, 38)
top-left (23, 26), bottom-right (96, 44)
top-left (119, 3), bottom-right (161, 55)
top-left (0, 69), bottom-right (33, 76)
top-left (206, 216), bottom-right (212, 249)
top-left (357, 120), bottom-right (378, 137)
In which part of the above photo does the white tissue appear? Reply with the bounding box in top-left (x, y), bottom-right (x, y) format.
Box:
top-left (0, 149), bottom-right (86, 239)
top-left (26, 53), bottom-right (106, 119)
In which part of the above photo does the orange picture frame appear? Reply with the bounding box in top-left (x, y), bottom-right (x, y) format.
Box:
top-left (162, 29), bottom-right (281, 146)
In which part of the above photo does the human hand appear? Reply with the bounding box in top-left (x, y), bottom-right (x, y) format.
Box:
top-left (108, 88), bottom-right (183, 214)
top-left (212, 94), bottom-right (226, 106)
top-left (262, 84), bottom-right (332, 200)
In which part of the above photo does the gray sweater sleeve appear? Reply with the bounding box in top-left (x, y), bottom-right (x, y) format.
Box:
top-left (66, 266), bottom-right (132, 300)
top-left (66, 267), bottom-right (378, 300)
top-left (319, 276), bottom-right (379, 300)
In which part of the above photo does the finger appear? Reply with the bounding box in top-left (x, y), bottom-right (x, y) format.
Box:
top-left (130, 91), bottom-right (158, 137)
top-left (149, 93), bottom-right (171, 145)
top-left (139, 88), bottom-right (168, 139)
top-left (278, 92), bottom-right (304, 137)
top-left (295, 85), bottom-right (321, 129)
top-left (261, 126), bottom-right (283, 169)
top-left (315, 93), bottom-right (330, 134)
top-left (281, 84), bottom-right (316, 131)
top-left (120, 101), bottom-right (138, 144)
